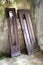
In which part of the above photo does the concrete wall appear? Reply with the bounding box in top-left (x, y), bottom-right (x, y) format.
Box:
top-left (35, 0), bottom-right (43, 51)
top-left (0, 1), bottom-right (31, 53)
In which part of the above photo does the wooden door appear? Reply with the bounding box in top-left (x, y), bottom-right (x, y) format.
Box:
top-left (5, 8), bottom-right (20, 57)
top-left (17, 9), bottom-right (39, 54)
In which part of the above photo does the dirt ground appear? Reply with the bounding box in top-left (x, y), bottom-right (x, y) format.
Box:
top-left (0, 51), bottom-right (43, 65)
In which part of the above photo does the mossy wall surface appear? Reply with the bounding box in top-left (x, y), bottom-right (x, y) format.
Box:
top-left (0, 0), bottom-right (37, 54)
top-left (35, 0), bottom-right (43, 51)
top-left (0, 0), bottom-right (31, 54)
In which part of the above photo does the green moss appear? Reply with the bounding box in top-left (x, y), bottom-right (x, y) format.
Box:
top-left (31, 6), bottom-right (35, 22)
top-left (0, 56), bottom-right (4, 60)
top-left (0, 53), bottom-right (5, 60)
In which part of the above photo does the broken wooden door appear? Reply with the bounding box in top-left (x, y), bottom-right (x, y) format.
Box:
top-left (17, 9), bottom-right (39, 55)
top-left (5, 8), bottom-right (20, 57)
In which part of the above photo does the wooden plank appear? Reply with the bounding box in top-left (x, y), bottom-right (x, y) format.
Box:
top-left (17, 9), bottom-right (39, 54)
top-left (5, 8), bottom-right (20, 57)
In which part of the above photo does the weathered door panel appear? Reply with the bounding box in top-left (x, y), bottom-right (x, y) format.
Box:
top-left (5, 8), bottom-right (20, 57)
top-left (17, 9), bottom-right (39, 54)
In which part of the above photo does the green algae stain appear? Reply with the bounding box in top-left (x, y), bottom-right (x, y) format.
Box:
top-left (0, 55), bottom-right (5, 60)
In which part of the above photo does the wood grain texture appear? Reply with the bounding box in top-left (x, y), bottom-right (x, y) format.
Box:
top-left (5, 8), bottom-right (20, 57)
top-left (17, 9), bottom-right (39, 55)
